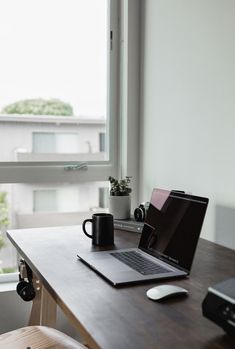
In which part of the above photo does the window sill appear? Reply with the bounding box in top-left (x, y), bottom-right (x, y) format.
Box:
top-left (0, 272), bottom-right (18, 284)
top-left (0, 282), bottom-right (17, 292)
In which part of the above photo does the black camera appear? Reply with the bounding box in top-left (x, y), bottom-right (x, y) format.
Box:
top-left (134, 202), bottom-right (150, 222)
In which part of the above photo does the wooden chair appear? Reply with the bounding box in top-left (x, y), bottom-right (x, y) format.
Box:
top-left (0, 326), bottom-right (87, 349)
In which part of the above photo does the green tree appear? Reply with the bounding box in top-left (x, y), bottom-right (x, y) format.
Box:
top-left (0, 192), bottom-right (9, 231)
top-left (0, 192), bottom-right (9, 273)
top-left (2, 98), bottom-right (73, 116)
top-left (0, 192), bottom-right (9, 250)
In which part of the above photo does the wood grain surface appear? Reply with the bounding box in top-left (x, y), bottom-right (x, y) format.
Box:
top-left (7, 226), bottom-right (235, 349)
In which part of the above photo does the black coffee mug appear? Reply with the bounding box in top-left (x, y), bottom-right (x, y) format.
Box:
top-left (82, 213), bottom-right (114, 246)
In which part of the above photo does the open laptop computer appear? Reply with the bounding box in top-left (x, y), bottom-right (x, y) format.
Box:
top-left (77, 188), bottom-right (209, 286)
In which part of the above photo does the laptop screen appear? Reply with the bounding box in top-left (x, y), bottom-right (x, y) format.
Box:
top-left (139, 189), bottom-right (209, 272)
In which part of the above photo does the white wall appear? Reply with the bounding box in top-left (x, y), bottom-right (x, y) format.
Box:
top-left (139, 0), bottom-right (235, 247)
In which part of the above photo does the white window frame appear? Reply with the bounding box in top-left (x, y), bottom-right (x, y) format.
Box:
top-left (0, 0), bottom-right (120, 284)
top-left (0, 0), bottom-right (119, 185)
top-left (119, 0), bottom-right (140, 208)
top-left (0, 0), bottom-right (141, 284)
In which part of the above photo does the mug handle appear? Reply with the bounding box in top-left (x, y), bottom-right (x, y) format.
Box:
top-left (82, 219), bottom-right (93, 238)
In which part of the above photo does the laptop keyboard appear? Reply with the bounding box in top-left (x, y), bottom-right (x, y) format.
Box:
top-left (110, 250), bottom-right (169, 275)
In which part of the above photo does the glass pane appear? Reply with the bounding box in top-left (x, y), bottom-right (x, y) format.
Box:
top-left (0, 181), bottom-right (109, 274)
top-left (99, 132), bottom-right (106, 152)
top-left (99, 187), bottom-right (109, 208)
top-left (33, 133), bottom-right (56, 153)
top-left (0, 0), bottom-right (108, 162)
top-left (34, 190), bottom-right (57, 212)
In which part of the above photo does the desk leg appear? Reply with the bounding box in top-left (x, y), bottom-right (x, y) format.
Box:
top-left (28, 278), bottom-right (57, 327)
top-left (28, 278), bottom-right (41, 326)
top-left (40, 286), bottom-right (57, 327)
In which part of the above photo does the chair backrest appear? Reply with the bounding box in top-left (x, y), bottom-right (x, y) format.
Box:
top-left (0, 325), bottom-right (86, 349)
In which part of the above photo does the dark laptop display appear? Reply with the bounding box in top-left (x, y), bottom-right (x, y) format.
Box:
top-left (77, 188), bottom-right (209, 286)
top-left (139, 189), bottom-right (209, 272)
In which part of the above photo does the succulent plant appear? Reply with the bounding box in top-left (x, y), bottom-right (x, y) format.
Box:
top-left (108, 176), bottom-right (132, 196)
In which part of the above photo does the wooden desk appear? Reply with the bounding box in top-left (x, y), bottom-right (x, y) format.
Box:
top-left (7, 226), bottom-right (235, 349)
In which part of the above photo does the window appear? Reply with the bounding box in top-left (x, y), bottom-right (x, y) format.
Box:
top-left (0, 0), bottom-right (119, 279)
top-left (33, 190), bottom-right (57, 212)
top-left (0, 0), bottom-right (118, 166)
top-left (33, 132), bottom-right (79, 154)
top-left (33, 133), bottom-right (56, 154)
top-left (99, 132), bottom-right (106, 152)
top-left (99, 187), bottom-right (109, 208)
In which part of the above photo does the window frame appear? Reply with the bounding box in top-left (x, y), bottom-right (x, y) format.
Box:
top-left (0, 0), bottom-right (141, 284)
top-left (0, 0), bottom-right (120, 185)
top-left (0, 0), bottom-right (120, 283)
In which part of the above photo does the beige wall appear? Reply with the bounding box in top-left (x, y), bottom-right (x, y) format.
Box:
top-left (139, 0), bottom-right (235, 248)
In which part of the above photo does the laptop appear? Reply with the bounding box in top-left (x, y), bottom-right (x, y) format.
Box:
top-left (77, 188), bottom-right (209, 286)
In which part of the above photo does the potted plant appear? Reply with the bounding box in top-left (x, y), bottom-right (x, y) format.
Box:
top-left (108, 176), bottom-right (132, 219)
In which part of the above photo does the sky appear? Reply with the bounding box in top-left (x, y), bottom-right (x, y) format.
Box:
top-left (0, 0), bottom-right (107, 118)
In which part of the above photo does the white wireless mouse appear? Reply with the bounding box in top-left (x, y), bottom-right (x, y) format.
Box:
top-left (146, 284), bottom-right (188, 301)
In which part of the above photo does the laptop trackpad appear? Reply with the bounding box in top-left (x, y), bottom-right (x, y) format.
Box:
top-left (79, 251), bottom-right (134, 273)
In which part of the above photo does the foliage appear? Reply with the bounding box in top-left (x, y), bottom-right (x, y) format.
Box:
top-left (0, 193), bottom-right (9, 273)
top-left (0, 234), bottom-right (5, 250)
top-left (0, 192), bottom-right (9, 229)
top-left (0, 267), bottom-right (17, 274)
top-left (0, 192), bottom-right (9, 250)
top-left (1, 98), bottom-right (73, 116)
top-left (108, 176), bottom-right (132, 196)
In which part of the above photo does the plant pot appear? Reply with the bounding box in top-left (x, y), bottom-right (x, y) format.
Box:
top-left (109, 195), bottom-right (131, 220)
